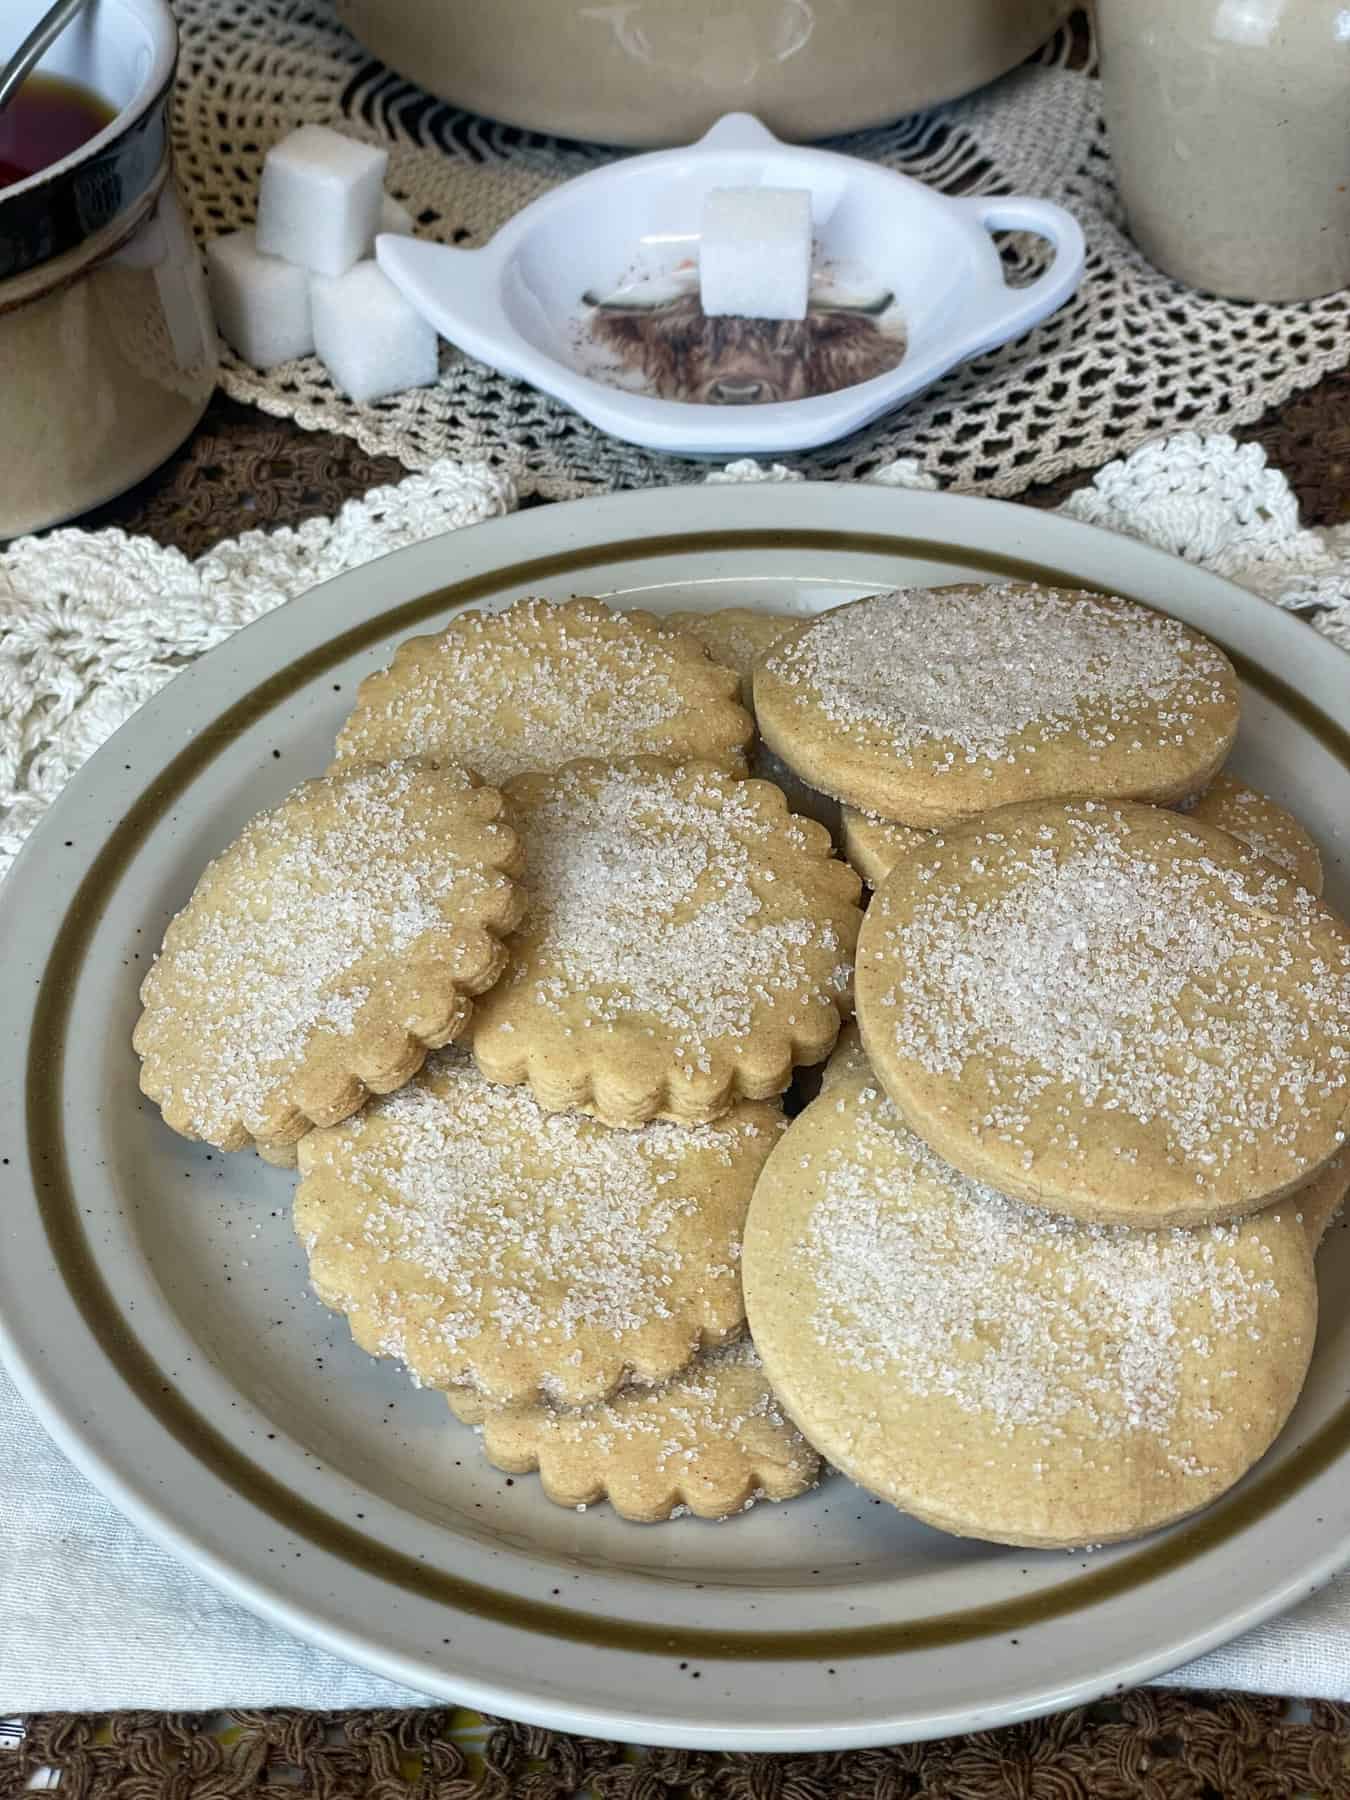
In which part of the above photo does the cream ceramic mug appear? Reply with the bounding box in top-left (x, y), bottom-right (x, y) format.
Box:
top-left (1095, 0), bottom-right (1350, 302)
top-left (0, 0), bottom-right (216, 539)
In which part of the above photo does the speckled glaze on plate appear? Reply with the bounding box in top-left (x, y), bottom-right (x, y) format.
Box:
top-left (1, 484), bottom-right (1348, 1751)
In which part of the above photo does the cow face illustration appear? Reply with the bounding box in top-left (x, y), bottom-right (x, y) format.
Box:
top-left (581, 280), bottom-right (905, 405)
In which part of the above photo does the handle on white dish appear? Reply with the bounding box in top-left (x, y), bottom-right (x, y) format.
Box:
top-left (955, 195), bottom-right (1086, 351)
top-left (375, 234), bottom-right (508, 354)
top-left (695, 112), bottom-right (786, 152)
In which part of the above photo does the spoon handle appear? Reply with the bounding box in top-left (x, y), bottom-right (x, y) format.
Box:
top-left (0, 0), bottom-right (92, 119)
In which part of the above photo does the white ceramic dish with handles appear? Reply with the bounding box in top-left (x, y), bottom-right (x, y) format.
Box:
top-left (376, 112), bottom-right (1085, 456)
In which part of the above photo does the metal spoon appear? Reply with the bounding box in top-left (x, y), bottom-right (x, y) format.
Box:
top-left (0, 0), bottom-right (93, 120)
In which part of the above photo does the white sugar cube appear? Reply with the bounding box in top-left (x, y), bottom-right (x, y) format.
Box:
top-left (205, 228), bottom-right (314, 368)
top-left (699, 186), bottom-right (812, 321)
top-left (256, 125), bottom-right (389, 278)
top-left (379, 192), bottom-right (416, 237)
top-left (310, 260), bottom-right (438, 403)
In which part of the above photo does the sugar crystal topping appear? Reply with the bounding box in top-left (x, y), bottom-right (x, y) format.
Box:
top-left (508, 1340), bottom-right (812, 1473)
top-left (341, 599), bottom-right (737, 785)
top-left (1178, 782), bottom-right (1307, 878)
top-left (512, 763), bottom-right (850, 1056)
top-left (876, 811), bottom-right (1350, 1165)
top-left (806, 1086), bottom-right (1287, 1449)
top-left (306, 1055), bottom-right (760, 1368)
top-left (765, 585), bottom-right (1230, 768)
top-left (144, 764), bottom-right (498, 1138)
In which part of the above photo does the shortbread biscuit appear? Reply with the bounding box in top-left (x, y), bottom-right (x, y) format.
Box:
top-left (821, 1019), bottom-right (870, 1090)
top-left (1179, 773), bottom-right (1323, 895)
top-left (470, 757), bottom-right (863, 1126)
top-left (664, 606), bottom-right (796, 704)
top-left (295, 1051), bottom-right (782, 1405)
top-left (134, 762), bottom-right (524, 1157)
top-left (1298, 1155), bottom-right (1349, 1252)
top-left (754, 584), bottom-right (1239, 827)
top-left (451, 1340), bottom-right (820, 1522)
top-left (662, 605), bottom-right (841, 833)
top-left (839, 807), bottom-right (929, 887)
top-left (334, 596), bottom-right (753, 784)
top-left (856, 799), bottom-right (1350, 1227)
top-left (743, 1069), bottom-right (1318, 1548)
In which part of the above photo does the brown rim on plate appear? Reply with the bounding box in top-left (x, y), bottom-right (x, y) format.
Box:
top-left (24, 525), bottom-right (1350, 1662)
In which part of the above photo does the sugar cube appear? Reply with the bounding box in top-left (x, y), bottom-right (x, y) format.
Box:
top-left (205, 228), bottom-right (314, 368)
top-left (310, 260), bottom-right (438, 403)
top-left (699, 186), bottom-right (812, 321)
top-left (379, 192), bottom-right (416, 237)
top-left (256, 125), bottom-right (389, 278)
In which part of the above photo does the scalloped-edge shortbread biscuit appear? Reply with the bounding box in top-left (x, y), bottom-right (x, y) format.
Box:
top-left (134, 761), bottom-right (524, 1157)
top-left (856, 799), bottom-right (1350, 1228)
top-left (662, 606), bottom-right (842, 834)
top-left (333, 596), bottom-right (753, 784)
top-left (295, 1050), bottom-right (784, 1406)
top-left (664, 607), bottom-right (796, 706)
top-left (448, 1339), bottom-right (820, 1522)
top-left (754, 584), bottom-right (1239, 827)
top-left (839, 806), bottom-right (930, 887)
top-left (743, 1068), bottom-right (1317, 1548)
top-left (469, 756), bottom-right (863, 1126)
top-left (1179, 773), bottom-right (1323, 896)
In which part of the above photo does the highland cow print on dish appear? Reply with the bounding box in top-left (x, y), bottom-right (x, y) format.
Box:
top-left (581, 276), bottom-right (906, 405)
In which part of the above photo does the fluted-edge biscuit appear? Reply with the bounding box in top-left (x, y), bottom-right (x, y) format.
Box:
top-left (470, 756), bottom-right (862, 1127)
top-left (334, 595), bottom-right (754, 784)
top-left (839, 806), bottom-right (930, 887)
top-left (664, 606), bottom-right (796, 706)
top-left (295, 1050), bottom-right (783, 1407)
top-left (134, 761), bottom-right (524, 1158)
top-left (449, 1339), bottom-right (820, 1522)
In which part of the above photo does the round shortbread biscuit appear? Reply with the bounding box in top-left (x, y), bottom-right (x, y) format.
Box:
top-left (134, 761), bottom-right (524, 1157)
top-left (1298, 1154), bottom-right (1350, 1253)
top-left (333, 595), bottom-right (753, 784)
top-left (743, 1070), bottom-right (1318, 1548)
top-left (1179, 773), bottom-right (1323, 896)
top-left (448, 1340), bottom-right (820, 1522)
top-left (295, 1051), bottom-right (783, 1407)
top-left (469, 757), bottom-right (862, 1127)
top-left (856, 799), bottom-right (1350, 1228)
top-left (820, 1019), bottom-right (871, 1091)
top-left (839, 806), bottom-right (930, 887)
top-left (753, 584), bottom-right (1239, 827)
top-left (843, 780), bottom-right (1320, 899)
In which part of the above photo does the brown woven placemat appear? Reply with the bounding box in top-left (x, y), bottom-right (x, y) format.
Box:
top-left (4, 1691), bottom-right (1350, 1797)
top-left (65, 363), bottom-right (1350, 561)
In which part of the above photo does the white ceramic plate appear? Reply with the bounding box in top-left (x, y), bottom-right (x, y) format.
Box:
top-left (377, 113), bottom-right (1084, 456)
top-left (2, 484), bottom-right (1348, 1752)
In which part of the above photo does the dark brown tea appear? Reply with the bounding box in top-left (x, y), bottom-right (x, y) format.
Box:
top-left (0, 73), bottom-right (115, 191)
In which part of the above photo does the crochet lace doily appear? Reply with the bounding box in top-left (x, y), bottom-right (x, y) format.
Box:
top-left (172, 2), bottom-right (1349, 503)
top-left (3, 431), bottom-right (1347, 882)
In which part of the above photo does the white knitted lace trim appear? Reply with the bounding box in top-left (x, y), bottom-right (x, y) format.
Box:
top-left (3, 432), bottom-right (1346, 882)
top-left (173, 1), bottom-right (1349, 502)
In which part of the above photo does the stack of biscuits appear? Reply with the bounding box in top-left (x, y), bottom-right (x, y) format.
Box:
top-left (134, 583), bottom-right (1350, 1545)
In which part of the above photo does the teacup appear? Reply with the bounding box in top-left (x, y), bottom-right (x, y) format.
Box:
top-left (0, 0), bottom-right (216, 539)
